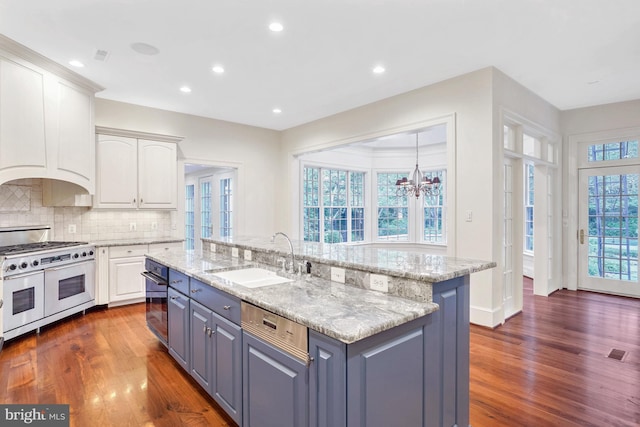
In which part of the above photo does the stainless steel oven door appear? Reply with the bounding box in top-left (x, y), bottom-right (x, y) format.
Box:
top-left (44, 260), bottom-right (95, 317)
top-left (143, 271), bottom-right (168, 346)
top-left (3, 271), bottom-right (45, 332)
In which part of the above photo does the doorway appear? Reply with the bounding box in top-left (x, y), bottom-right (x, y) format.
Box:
top-left (184, 164), bottom-right (236, 253)
top-left (578, 165), bottom-right (639, 297)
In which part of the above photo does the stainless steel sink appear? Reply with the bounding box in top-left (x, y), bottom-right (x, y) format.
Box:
top-left (211, 267), bottom-right (293, 288)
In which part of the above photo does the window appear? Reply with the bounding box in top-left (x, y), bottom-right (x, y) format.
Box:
top-left (377, 173), bottom-right (409, 241)
top-left (185, 184), bottom-right (195, 250)
top-left (588, 140), bottom-right (638, 162)
top-left (219, 178), bottom-right (233, 238)
top-left (200, 179), bottom-right (212, 239)
top-left (423, 170), bottom-right (446, 243)
top-left (524, 163), bottom-right (534, 252)
top-left (302, 166), bottom-right (365, 243)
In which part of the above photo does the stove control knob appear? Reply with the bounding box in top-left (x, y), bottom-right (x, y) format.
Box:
top-left (32, 260), bottom-right (39, 267)
top-left (8, 264), bottom-right (17, 271)
top-left (82, 252), bottom-right (87, 257)
top-left (20, 262), bottom-right (28, 269)
top-left (73, 253), bottom-right (80, 259)
top-left (89, 250), bottom-right (94, 256)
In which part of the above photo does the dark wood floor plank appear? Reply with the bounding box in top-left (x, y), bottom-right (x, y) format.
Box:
top-left (1, 280), bottom-right (638, 426)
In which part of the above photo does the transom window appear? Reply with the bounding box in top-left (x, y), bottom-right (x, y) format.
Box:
top-left (588, 140), bottom-right (638, 162)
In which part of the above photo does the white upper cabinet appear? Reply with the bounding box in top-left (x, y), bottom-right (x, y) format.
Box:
top-left (0, 35), bottom-right (102, 192)
top-left (138, 139), bottom-right (177, 209)
top-left (95, 128), bottom-right (181, 209)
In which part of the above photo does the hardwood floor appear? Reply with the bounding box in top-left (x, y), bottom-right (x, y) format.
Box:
top-left (1, 283), bottom-right (638, 426)
top-left (470, 278), bottom-right (640, 426)
top-left (0, 304), bottom-right (234, 427)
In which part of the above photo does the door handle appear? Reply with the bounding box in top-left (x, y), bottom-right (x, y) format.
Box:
top-left (579, 229), bottom-right (585, 244)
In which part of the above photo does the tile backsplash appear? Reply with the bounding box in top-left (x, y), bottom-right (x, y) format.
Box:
top-left (0, 179), bottom-right (176, 241)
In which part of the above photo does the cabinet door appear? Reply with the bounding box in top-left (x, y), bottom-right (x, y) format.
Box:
top-left (211, 312), bottom-right (242, 425)
top-left (190, 300), bottom-right (213, 392)
top-left (108, 255), bottom-right (145, 303)
top-left (347, 326), bottom-right (425, 427)
top-left (138, 139), bottom-right (177, 209)
top-left (0, 57), bottom-right (47, 173)
top-left (95, 135), bottom-right (137, 208)
top-left (309, 331), bottom-right (346, 427)
top-left (168, 287), bottom-right (190, 371)
top-left (243, 332), bottom-right (308, 427)
top-left (54, 79), bottom-right (95, 191)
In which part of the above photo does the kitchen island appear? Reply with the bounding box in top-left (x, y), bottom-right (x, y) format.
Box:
top-left (146, 236), bottom-right (495, 427)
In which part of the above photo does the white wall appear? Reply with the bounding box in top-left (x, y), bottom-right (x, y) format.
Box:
top-left (95, 99), bottom-right (281, 238)
top-left (280, 68), bottom-right (499, 325)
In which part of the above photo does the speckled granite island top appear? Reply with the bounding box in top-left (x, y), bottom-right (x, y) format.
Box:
top-left (206, 236), bottom-right (496, 283)
top-left (146, 250), bottom-right (439, 344)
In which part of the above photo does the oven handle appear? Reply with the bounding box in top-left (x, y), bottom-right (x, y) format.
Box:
top-left (3, 270), bottom-right (44, 280)
top-left (141, 271), bottom-right (167, 286)
top-left (44, 260), bottom-right (94, 272)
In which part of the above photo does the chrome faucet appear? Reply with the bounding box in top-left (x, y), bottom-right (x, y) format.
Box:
top-left (271, 232), bottom-right (295, 274)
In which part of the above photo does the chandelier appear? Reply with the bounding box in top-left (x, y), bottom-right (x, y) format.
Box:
top-left (395, 133), bottom-right (442, 199)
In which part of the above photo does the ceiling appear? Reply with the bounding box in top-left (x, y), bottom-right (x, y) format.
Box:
top-left (1, 0), bottom-right (639, 131)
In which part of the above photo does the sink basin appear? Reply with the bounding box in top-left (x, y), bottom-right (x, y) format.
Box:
top-left (211, 268), bottom-right (293, 288)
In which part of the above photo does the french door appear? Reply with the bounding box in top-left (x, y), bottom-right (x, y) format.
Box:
top-left (578, 165), bottom-right (640, 297)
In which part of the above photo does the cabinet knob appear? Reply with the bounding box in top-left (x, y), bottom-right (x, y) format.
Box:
top-left (223, 305), bottom-right (231, 310)
top-left (133, 198), bottom-right (136, 204)
top-left (203, 325), bottom-right (208, 333)
top-left (170, 296), bottom-right (178, 300)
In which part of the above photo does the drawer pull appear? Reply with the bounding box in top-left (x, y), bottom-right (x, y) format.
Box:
top-left (203, 325), bottom-right (208, 333)
top-left (170, 296), bottom-right (178, 300)
top-left (223, 305), bottom-right (232, 310)
top-left (191, 289), bottom-right (201, 293)
top-left (170, 279), bottom-right (182, 284)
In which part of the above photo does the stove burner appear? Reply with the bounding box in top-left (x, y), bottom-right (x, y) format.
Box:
top-left (0, 241), bottom-right (88, 256)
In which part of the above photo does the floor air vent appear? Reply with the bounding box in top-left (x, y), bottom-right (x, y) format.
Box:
top-left (607, 348), bottom-right (627, 361)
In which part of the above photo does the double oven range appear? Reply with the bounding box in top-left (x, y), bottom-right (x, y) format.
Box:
top-left (0, 226), bottom-right (95, 347)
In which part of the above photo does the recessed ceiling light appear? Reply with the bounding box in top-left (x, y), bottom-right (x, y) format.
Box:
top-left (269, 22), bottom-right (284, 32)
top-left (373, 65), bottom-right (386, 74)
top-left (69, 60), bottom-right (84, 68)
top-left (180, 86), bottom-right (192, 93)
top-left (273, 108), bottom-right (282, 114)
top-left (212, 65), bottom-right (225, 74)
top-left (131, 42), bottom-right (159, 55)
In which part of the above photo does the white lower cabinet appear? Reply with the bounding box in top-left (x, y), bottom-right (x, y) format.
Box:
top-left (108, 245), bottom-right (147, 305)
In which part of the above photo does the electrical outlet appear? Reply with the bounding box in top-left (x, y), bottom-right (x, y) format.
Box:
top-left (151, 222), bottom-right (158, 230)
top-left (210, 243), bottom-right (216, 252)
top-left (68, 224), bottom-right (76, 234)
top-left (331, 267), bottom-right (346, 283)
top-left (232, 247), bottom-right (239, 258)
top-left (370, 274), bottom-right (389, 292)
top-left (244, 249), bottom-right (252, 261)
top-left (129, 223), bottom-right (137, 231)
top-left (465, 210), bottom-right (473, 222)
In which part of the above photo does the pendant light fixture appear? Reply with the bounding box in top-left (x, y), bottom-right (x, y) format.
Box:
top-left (395, 132), bottom-right (442, 200)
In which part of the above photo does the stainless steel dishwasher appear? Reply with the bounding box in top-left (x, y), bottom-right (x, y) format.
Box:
top-left (241, 301), bottom-right (309, 363)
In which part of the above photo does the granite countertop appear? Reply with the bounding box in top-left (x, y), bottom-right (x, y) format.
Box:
top-left (206, 236), bottom-right (496, 284)
top-left (92, 237), bottom-right (184, 247)
top-left (146, 250), bottom-right (439, 344)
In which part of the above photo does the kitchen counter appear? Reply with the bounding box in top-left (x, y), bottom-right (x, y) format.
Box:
top-left (205, 236), bottom-right (496, 283)
top-left (146, 250), bottom-right (438, 344)
top-left (92, 237), bottom-right (183, 247)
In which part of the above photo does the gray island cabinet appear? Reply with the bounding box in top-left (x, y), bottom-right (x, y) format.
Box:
top-left (148, 237), bottom-right (494, 427)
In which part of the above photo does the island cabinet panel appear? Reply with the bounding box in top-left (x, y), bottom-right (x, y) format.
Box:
top-left (242, 332), bottom-right (308, 427)
top-left (309, 331), bottom-right (346, 427)
top-left (190, 299), bottom-right (242, 425)
top-left (168, 286), bottom-right (190, 371)
top-left (424, 275), bottom-right (470, 427)
top-left (347, 322), bottom-right (426, 427)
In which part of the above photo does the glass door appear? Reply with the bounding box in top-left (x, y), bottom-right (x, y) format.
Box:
top-left (578, 165), bottom-right (640, 296)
